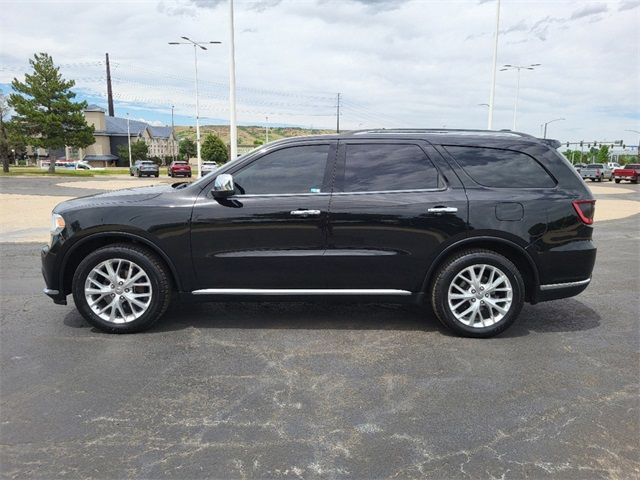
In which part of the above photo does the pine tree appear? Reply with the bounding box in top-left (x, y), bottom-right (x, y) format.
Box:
top-left (9, 53), bottom-right (94, 173)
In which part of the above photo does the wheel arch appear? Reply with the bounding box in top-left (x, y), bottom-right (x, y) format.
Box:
top-left (59, 231), bottom-right (182, 296)
top-left (421, 236), bottom-right (540, 303)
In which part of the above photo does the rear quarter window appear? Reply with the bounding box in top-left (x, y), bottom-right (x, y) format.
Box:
top-left (445, 146), bottom-right (555, 188)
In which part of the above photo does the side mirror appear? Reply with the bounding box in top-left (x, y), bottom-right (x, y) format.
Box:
top-left (212, 173), bottom-right (235, 198)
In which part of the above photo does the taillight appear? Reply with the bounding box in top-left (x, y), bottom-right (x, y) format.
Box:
top-left (572, 199), bottom-right (596, 225)
top-left (595, 169), bottom-right (600, 175)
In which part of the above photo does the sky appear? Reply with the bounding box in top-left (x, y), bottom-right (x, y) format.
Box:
top-left (0, 0), bottom-right (639, 145)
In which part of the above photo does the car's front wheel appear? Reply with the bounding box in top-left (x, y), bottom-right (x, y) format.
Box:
top-left (72, 244), bottom-right (172, 333)
top-left (430, 249), bottom-right (525, 338)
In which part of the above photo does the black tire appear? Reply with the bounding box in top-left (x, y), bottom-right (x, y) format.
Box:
top-left (430, 249), bottom-right (525, 338)
top-left (72, 243), bottom-right (172, 333)
top-left (188, 173), bottom-right (192, 178)
top-left (615, 179), bottom-right (621, 184)
top-left (168, 172), bottom-right (172, 177)
top-left (154, 173), bottom-right (159, 178)
top-left (137, 171), bottom-right (142, 178)
top-left (130, 172), bottom-right (133, 177)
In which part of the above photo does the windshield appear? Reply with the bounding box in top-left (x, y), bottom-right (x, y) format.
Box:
top-left (586, 164), bottom-right (603, 168)
top-left (626, 164), bottom-right (640, 169)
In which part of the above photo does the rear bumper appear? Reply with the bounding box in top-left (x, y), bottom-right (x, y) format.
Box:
top-left (536, 277), bottom-right (591, 302)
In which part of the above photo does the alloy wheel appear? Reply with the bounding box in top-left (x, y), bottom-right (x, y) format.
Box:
top-left (447, 264), bottom-right (513, 328)
top-left (84, 258), bottom-right (153, 324)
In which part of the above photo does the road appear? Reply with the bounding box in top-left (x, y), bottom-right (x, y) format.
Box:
top-left (0, 176), bottom-right (639, 478)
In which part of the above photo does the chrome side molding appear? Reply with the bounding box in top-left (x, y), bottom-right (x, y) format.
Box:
top-left (192, 288), bottom-right (412, 296)
top-left (539, 278), bottom-right (591, 291)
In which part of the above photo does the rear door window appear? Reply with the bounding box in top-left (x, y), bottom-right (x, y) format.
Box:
top-left (339, 143), bottom-right (440, 192)
top-left (445, 146), bottom-right (555, 188)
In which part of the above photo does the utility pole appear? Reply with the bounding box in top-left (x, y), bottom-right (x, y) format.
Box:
top-left (265, 116), bottom-right (269, 143)
top-left (127, 113), bottom-right (132, 166)
top-left (171, 105), bottom-right (176, 162)
top-left (487, 0), bottom-right (500, 130)
top-left (229, 0), bottom-right (238, 159)
top-left (105, 53), bottom-right (114, 117)
top-left (336, 93), bottom-right (341, 133)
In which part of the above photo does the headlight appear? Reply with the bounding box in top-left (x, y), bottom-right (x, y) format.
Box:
top-left (50, 213), bottom-right (65, 235)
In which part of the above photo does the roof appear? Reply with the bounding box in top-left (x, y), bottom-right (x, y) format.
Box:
top-left (85, 104), bottom-right (106, 112)
top-left (82, 154), bottom-right (118, 161)
top-left (148, 126), bottom-right (173, 138)
top-left (104, 116), bottom-right (148, 136)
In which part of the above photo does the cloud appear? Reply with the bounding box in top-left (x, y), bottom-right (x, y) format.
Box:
top-left (570, 3), bottom-right (608, 20)
top-left (1, 0), bottom-right (638, 145)
top-left (618, 0), bottom-right (640, 11)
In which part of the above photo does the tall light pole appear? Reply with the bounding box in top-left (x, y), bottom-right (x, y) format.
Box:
top-left (169, 37), bottom-right (221, 178)
top-left (229, 0), bottom-right (238, 159)
top-left (542, 117), bottom-right (565, 138)
top-left (126, 113), bottom-right (132, 167)
top-left (500, 63), bottom-right (540, 131)
top-left (265, 116), bottom-right (269, 143)
top-left (487, 0), bottom-right (501, 130)
top-left (171, 105), bottom-right (176, 163)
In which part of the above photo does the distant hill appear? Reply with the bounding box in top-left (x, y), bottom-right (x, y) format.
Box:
top-left (174, 125), bottom-right (335, 146)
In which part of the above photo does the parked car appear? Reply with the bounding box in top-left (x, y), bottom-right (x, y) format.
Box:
top-left (130, 160), bottom-right (159, 178)
top-left (201, 161), bottom-right (219, 176)
top-left (580, 163), bottom-right (612, 182)
top-left (574, 163), bottom-right (586, 173)
top-left (42, 129), bottom-right (596, 338)
top-left (607, 162), bottom-right (621, 170)
top-left (168, 161), bottom-right (192, 178)
top-left (612, 164), bottom-right (640, 184)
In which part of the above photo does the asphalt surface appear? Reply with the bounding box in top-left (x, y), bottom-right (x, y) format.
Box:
top-left (0, 177), bottom-right (639, 479)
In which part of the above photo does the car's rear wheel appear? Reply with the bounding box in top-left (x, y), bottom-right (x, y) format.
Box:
top-left (72, 244), bottom-right (172, 333)
top-left (615, 179), bottom-right (621, 183)
top-left (430, 249), bottom-right (524, 338)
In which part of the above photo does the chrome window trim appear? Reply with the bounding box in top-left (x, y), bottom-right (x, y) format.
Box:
top-left (539, 278), bottom-right (591, 291)
top-left (192, 288), bottom-right (412, 296)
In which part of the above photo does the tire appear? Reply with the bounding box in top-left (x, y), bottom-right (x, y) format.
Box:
top-left (168, 172), bottom-right (172, 177)
top-left (130, 172), bottom-right (133, 177)
top-left (633, 178), bottom-right (638, 184)
top-left (71, 243), bottom-right (172, 333)
top-left (155, 173), bottom-right (159, 178)
top-left (430, 249), bottom-right (525, 338)
top-left (615, 179), bottom-right (621, 184)
top-left (188, 173), bottom-right (192, 178)
top-left (597, 176), bottom-right (602, 182)
top-left (137, 171), bottom-right (142, 178)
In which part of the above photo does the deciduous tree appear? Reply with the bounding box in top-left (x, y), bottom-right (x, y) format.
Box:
top-left (201, 133), bottom-right (228, 164)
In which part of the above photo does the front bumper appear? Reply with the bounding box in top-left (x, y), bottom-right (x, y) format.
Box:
top-left (41, 245), bottom-right (67, 305)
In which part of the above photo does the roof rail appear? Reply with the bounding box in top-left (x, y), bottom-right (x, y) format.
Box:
top-left (343, 128), bottom-right (559, 146)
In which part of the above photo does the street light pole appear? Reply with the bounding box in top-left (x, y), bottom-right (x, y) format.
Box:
top-left (229, 0), bottom-right (238, 160)
top-left (265, 116), bottom-right (269, 143)
top-left (127, 113), bottom-right (132, 167)
top-left (500, 63), bottom-right (540, 131)
top-left (543, 117), bottom-right (565, 139)
top-left (487, 0), bottom-right (501, 130)
top-left (171, 105), bottom-right (176, 163)
top-left (169, 37), bottom-right (221, 178)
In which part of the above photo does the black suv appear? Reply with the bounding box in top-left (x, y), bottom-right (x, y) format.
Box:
top-left (42, 129), bottom-right (596, 337)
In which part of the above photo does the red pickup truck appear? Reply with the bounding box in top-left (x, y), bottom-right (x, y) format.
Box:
top-left (613, 164), bottom-right (640, 184)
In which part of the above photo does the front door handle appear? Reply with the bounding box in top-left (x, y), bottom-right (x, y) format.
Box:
top-left (290, 209), bottom-right (321, 217)
top-left (427, 206), bottom-right (458, 214)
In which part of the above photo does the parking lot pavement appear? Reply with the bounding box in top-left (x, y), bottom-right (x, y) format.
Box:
top-left (0, 178), bottom-right (639, 478)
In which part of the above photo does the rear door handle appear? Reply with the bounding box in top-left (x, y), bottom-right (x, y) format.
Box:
top-left (427, 206), bottom-right (458, 214)
top-left (290, 209), bottom-right (321, 217)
